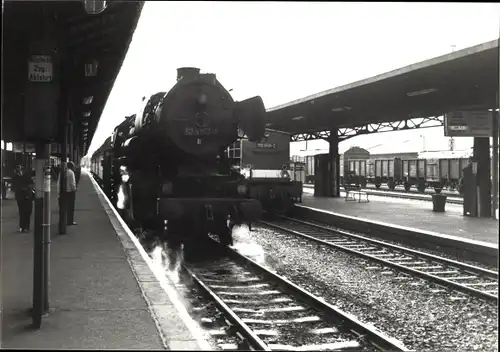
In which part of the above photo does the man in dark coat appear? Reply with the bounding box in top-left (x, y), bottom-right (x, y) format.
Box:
top-left (1, 178), bottom-right (7, 199)
top-left (11, 165), bottom-right (34, 232)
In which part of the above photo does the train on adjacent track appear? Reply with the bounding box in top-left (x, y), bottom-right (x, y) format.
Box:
top-left (225, 129), bottom-right (303, 214)
top-left (292, 147), bottom-right (470, 193)
top-left (90, 67), bottom-right (267, 247)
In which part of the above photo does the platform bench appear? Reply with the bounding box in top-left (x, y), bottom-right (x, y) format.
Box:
top-left (344, 185), bottom-right (369, 203)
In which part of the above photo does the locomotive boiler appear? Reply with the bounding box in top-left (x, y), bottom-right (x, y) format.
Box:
top-left (93, 67), bottom-right (266, 247)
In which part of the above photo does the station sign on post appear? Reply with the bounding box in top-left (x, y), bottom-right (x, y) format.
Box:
top-left (28, 55), bottom-right (53, 82)
top-left (24, 51), bottom-right (58, 141)
top-left (444, 110), bottom-right (493, 137)
top-left (12, 143), bottom-right (35, 153)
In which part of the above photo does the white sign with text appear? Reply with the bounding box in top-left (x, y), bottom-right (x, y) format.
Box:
top-left (28, 55), bottom-right (53, 82)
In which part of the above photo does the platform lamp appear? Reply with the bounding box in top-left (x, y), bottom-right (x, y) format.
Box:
top-left (82, 96), bottom-right (93, 105)
top-left (84, 59), bottom-right (99, 77)
top-left (78, 120), bottom-right (89, 159)
top-left (83, 0), bottom-right (107, 15)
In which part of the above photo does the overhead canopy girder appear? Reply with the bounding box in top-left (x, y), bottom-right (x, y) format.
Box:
top-left (289, 116), bottom-right (444, 142)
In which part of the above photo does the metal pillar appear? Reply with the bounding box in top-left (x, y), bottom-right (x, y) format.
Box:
top-left (473, 137), bottom-right (491, 218)
top-left (42, 145), bottom-right (51, 312)
top-left (32, 142), bottom-right (50, 327)
top-left (328, 130), bottom-right (340, 197)
top-left (74, 134), bottom-right (79, 164)
top-left (496, 29), bottom-right (500, 219)
top-left (492, 110), bottom-right (498, 219)
top-left (59, 120), bottom-right (68, 235)
top-left (68, 121), bottom-right (73, 163)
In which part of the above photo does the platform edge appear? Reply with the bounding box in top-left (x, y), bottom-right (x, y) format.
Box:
top-left (295, 204), bottom-right (498, 250)
top-left (88, 172), bottom-right (212, 351)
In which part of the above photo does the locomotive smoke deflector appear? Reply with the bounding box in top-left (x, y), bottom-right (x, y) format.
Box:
top-left (235, 96), bottom-right (266, 142)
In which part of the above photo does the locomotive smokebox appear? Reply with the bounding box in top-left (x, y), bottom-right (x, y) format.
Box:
top-left (177, 67), bottom-right (200, 82)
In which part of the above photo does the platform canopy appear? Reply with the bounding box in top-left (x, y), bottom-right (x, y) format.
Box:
top-left (2, 1), bottom-right (144, 155)
top-left (266, 40), bottom-right (499, 135)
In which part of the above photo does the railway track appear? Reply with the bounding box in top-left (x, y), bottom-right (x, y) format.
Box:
top-left (183, 239), bottom-right (410, 351)
top-left (302, 185), bottom-right (463, 205)
top-left (259, 216), bottom-right (498, 303)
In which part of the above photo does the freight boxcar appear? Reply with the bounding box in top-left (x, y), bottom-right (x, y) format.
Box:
top-left (291, 154), bottom-right (316, 184)
top-left (340, 147), bottom-right (370, 186)
top-left (402, 157), bottom-right (470, 193)
top-left (293, 147), bottom-right (471, 194)
top-left (305, 155), bottom-right (315, 183)
top-left (289, 162), bottom-right (306, 183)
top-left (363, 158), bottom-right (403, 190)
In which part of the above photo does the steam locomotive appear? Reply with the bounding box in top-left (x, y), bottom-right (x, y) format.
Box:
top-left (91, 67), bottom-right (266, 247)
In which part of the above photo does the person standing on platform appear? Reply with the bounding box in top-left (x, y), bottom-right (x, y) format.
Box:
top-left (58, 161), bottom-right (77, 226)
top-left (11, 165), bottom-right (34, 232)
top-left (1, 161), bottom-right (8, 199)
top-left (1, 178), bottom-right (7, 200)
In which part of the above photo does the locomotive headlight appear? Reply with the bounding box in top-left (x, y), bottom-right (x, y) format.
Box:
top-left (280, 170), bottom-right (290, 179)
top-left (162, 181), bottom-right (173, 195)
top-left (237, 184), bottom-right (247, 195)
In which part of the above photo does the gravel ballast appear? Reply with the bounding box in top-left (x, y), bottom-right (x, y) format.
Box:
top-left (232, 225), bottom-right (498, 352)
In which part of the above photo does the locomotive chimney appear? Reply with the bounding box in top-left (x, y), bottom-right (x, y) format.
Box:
top-left (177, 67), bottom-right (200, 82)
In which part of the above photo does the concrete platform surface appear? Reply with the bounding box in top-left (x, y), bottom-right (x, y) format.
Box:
top-left (300, 193), bottom-right (499, 245)
top-left (0, 170), bottom-right (210, 350)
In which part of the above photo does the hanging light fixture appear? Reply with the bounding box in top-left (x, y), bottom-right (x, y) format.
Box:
top-left (83, 96), bottom-right (93, 104)
top-left (83, 0), bottom-right (107, 15)
top-left (85, 59), bottom-right (99, 77)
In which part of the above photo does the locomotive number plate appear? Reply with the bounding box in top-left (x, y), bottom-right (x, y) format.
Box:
top-left (184, 127), bottom-right (219, 136)
top-left (256, 142), bottom-right (277, 149)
